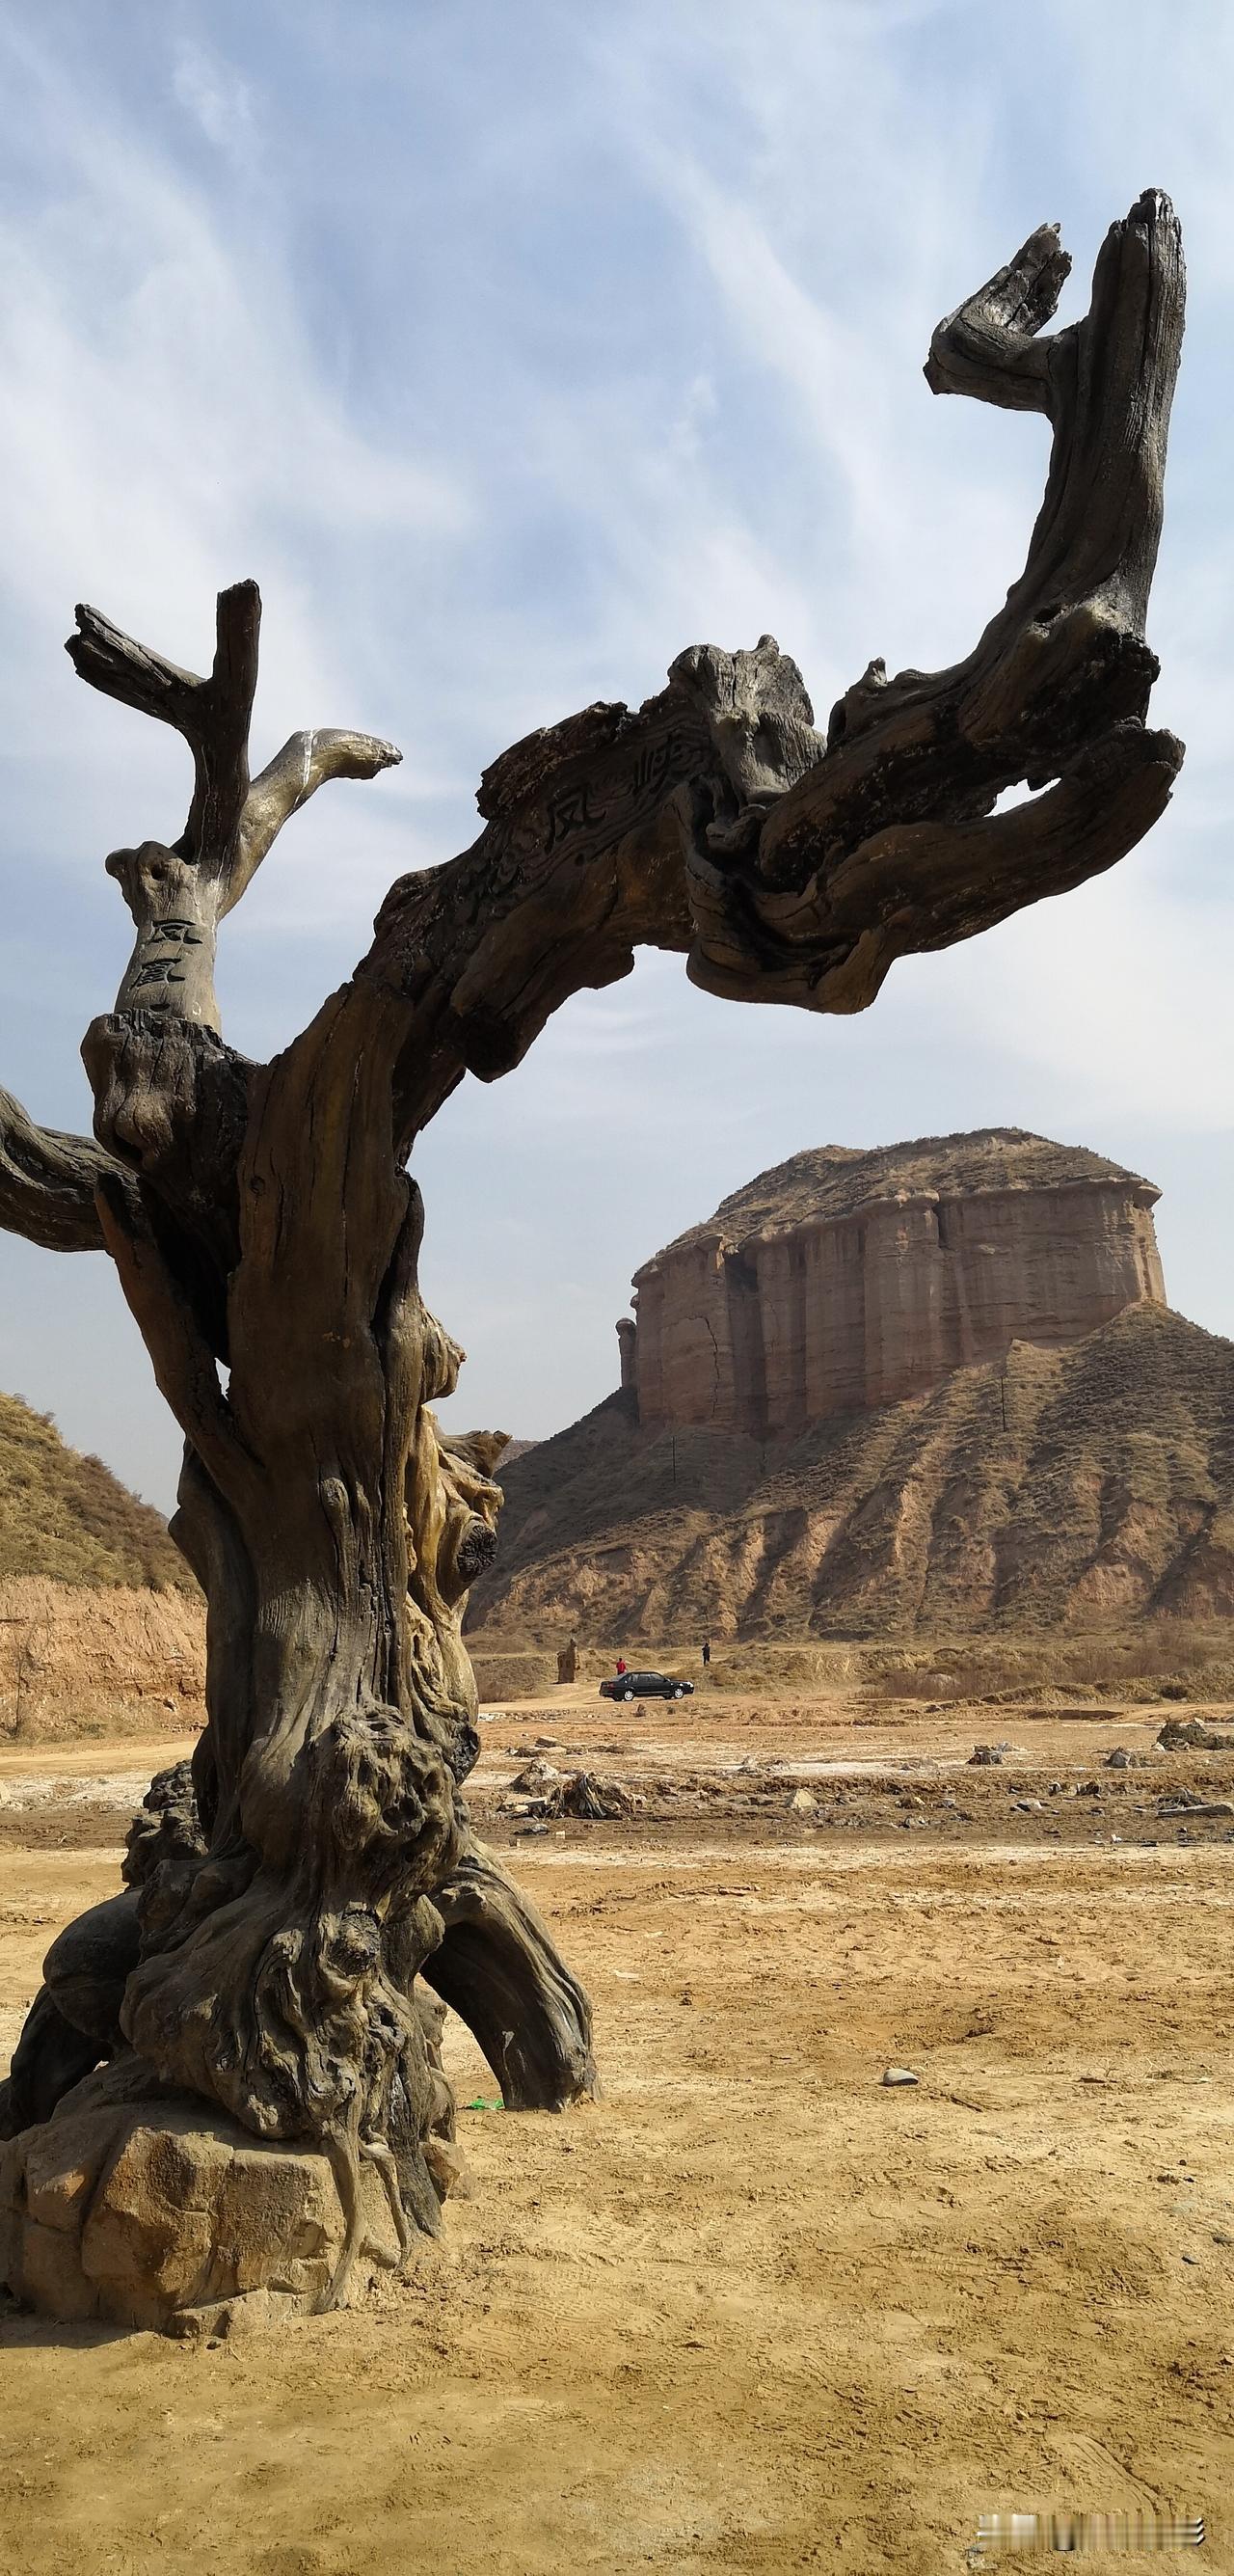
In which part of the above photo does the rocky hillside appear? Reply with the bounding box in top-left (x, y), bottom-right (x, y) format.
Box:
top-left (0, 1392), bottom-right (189, 1589)
top-left (469, 1305), bottom-right (1234, 1641)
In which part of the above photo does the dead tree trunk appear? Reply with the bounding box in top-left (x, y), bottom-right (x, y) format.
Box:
top-left (0, 195), bottom-right (1185, 2316)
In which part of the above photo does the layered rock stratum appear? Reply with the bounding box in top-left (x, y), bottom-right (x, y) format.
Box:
top-left (469, 1133), bottom-right (1234, 1641)
top-left (629, 1130), bottom-right (1165, 1432)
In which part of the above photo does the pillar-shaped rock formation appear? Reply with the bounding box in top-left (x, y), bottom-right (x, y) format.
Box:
top-left (630, 1130), bottom-right (1165, 1435)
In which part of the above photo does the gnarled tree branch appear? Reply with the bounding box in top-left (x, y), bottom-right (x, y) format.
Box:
top-left (66, 583), bottom-right (403, 1034)
top-left (423, 1837), bottom-right (598, 2111)
top-left (0, 1086), bottom-right (133, 1252)
top-left (354, 190), bottom-right (1184, 1150)
top-left (67, 580), bottom-right (261, 870)
top-left (228, 728), bottom-right (401, 913)
top-left (94, 1170), bottom-right (260, 1507)
top-left (923, 217), bottom-right (1071, 412)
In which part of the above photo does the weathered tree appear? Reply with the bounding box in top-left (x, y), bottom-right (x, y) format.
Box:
top-left (0, 194), bottom-right (1186, 2320)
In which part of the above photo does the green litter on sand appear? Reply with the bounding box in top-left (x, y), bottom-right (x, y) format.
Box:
top-left (463, 2096), bottom-right (504, 2111)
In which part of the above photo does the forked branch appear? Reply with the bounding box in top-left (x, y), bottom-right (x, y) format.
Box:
top-left (67, 581), bottom-right (261, 873)
top-left (66, 583), bottom-right (402, 1033)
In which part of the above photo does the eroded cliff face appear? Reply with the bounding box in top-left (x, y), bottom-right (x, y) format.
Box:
top-left (628, 1132), bottom-right (1165, 1434)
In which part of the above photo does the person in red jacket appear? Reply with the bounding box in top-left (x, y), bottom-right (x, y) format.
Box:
top-left (615, 1657), bottom-right (628, 1676)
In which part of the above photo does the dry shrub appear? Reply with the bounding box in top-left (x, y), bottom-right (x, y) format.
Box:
top-left (0, 1393), bottom-right (192, 1590)
top-left (864, 1621), bottom-right (1234, 1704)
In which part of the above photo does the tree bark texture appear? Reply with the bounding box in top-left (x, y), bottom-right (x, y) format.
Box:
top-left (0, 197), bottom-right (1184, 2302)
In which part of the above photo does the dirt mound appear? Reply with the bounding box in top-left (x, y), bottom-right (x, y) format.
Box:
top-left (0, 1391), bottom-right (188, 1590)
top-left (469, 1304), bottom-right (1234, 1642)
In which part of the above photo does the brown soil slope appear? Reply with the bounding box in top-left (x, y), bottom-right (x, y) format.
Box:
top-left (0, 1395), bottom-right (202, 1737)
top-left (468, 1304), bottom-right (1234, 1642)
top-left (0, 1393), bottom-right (187, 1590)
top-left (0, 1577), bottom-right (204, 1737)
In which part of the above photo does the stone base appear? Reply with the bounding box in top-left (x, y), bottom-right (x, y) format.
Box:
top-left (0, 2055), bottom-right (471, 2335)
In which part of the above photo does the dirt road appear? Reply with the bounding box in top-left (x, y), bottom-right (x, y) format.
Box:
top-left (1, 1714), bottom-right (1232, 2572)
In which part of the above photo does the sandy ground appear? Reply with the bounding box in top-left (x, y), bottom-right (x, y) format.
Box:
top-left (1, 1700), bottom-right (1232, 2574)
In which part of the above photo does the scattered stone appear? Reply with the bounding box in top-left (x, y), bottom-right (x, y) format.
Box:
top-left (789, 1788), bottom-right (818, 1817)
top-left (552, 1773), bottom-right (633, 1822)
top-left (422, 2135), bottom-right (473, 2202)
top-left (166, 2289), bottom-right (304, 2342)
top-left (1157, 1717), bottom-right (1234, 1751)
top-left (1158, 1799), bottom-right (1234, 1822)
top-left (881, 2067), bottom-right (920, 2088)
top-left (1012, 1798), bottom-right (1043, 1813)
top-left (509, 1760), bottom-right (561, 1794)
top-left (969, 1743), bottom-right (1010, 1766)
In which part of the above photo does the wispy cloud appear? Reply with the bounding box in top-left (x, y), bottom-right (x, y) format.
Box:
top-left (173, 39), bottom-right (255, 159)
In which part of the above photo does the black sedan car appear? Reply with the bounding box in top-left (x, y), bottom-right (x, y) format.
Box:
top-left (600, 1669), bottom-right (694, 1702)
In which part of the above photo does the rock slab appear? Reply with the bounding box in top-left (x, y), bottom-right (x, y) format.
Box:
top-left (0, 2056), bottom-right (468, 2333)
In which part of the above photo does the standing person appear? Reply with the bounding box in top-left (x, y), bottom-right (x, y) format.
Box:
top-left (615, 1656), bottom-right (628, 1676)
top-left (702, 1639), bottom-right (711, 1668)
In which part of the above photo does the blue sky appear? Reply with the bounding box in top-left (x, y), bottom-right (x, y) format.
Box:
top-left (0, 0), bottom-right (1229, 1509)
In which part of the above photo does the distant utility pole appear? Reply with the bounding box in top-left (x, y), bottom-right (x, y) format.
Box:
top-left (1000, 1370), bottom-right (1007, 1432)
